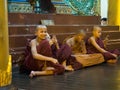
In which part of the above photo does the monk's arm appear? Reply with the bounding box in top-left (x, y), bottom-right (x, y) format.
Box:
top-left (90, 37), bottom-right (107, 53)
top-left (82, 41), bottom-right (87, 54)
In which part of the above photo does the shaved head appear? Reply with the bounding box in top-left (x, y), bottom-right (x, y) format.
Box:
top-left (93, 26), bottom-right (102, 32)
top-left (36, 25), bottom-right (47, 31)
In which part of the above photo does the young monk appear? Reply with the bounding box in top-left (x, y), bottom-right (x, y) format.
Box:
top-left (20, 25), bottom-right (65, 78)
top-left (66, 30), bottom-right (87, 54)
top-left (86, 26), bottom-right (120, 63)
top-left (66, 30), bottom-right (104, 67)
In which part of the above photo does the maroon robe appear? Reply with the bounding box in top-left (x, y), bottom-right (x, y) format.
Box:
top-left (86, 38), bottom-right (120, 61)
top-left (21, 39), bottom-right (65, 75)
top-left (51, 43), bottom-right (83, 70)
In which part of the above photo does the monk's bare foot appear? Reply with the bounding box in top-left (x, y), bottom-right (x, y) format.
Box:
top-left (29, 71), bottom-right (35, 78)
top-left (107, 59), bottom-right (117, 64)
top-left (45, 67), bottom-right (55, 71)
top-left (65, 65), bottom-right (74, 71)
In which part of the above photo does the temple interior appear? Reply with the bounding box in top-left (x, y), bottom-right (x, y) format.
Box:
top-left (0, 0), bottom-right (120, 89)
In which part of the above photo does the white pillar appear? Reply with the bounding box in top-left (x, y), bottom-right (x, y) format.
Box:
top-left (101, 0), bottom-right (108, 18)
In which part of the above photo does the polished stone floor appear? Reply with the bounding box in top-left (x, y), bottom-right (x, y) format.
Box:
top-left (1, 58), bottom-right (120, 90)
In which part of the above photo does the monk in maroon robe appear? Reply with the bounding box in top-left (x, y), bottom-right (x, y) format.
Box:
top-left (22, 39), bottom-right (65, 75)
top-left (86, 26), bottom-right (120, 63)
top-left (20, 25), bottom-right (64, 78)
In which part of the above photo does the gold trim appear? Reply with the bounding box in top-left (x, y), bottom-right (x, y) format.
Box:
top-left (0, 55), bottom-right (12, 87)
top-left (0, 70), bottom-right (12, 87)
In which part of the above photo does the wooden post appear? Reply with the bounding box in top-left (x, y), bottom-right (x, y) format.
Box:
top-left (0, 0), bottom-right (12, 87)
top-left (108, 0), bottom-right (120, 26)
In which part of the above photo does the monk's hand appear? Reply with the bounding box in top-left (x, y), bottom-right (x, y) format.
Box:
top-left (51, 35), bottom-right (58, 44)
top-left (51, 58), bottom-right (59, 64)
top-left (112, 53), bottom-right (117, 58)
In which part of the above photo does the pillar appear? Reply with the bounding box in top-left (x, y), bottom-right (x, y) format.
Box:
top-left (0, 0), bottom-right (12, 87)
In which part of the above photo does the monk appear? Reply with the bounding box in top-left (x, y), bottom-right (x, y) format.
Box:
top-left (86, 26), bottom-right (120, 63)
top-left (20, 25), bottom-right (65, 78)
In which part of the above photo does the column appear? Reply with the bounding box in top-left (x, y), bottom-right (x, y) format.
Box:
top-left (0, 0), bottom-right (12, 87)
top-left (108, 0), bottom-right (120, 26)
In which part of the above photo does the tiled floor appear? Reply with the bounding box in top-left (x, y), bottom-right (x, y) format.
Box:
top-left (1, 58), bottom-right (120, 90)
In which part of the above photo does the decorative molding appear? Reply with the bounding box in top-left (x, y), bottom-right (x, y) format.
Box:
top-left (55, 4), bottom-right (72, 14)
top-left (52, 0), bottom-right (100, 15)
top-left (8, 2), bottom-right (33, 13)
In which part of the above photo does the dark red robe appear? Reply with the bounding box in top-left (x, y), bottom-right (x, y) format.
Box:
top-left (20, 38), bottom-right (83, 75)
top-left (51, 43), bottom-right (83, 70)
top-left (21, 40), bottom-right (65, 75)
top-left (86, 38), bottom-right (120, 61)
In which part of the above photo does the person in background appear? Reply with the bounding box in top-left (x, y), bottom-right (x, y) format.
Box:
top-left (39, 0), bottom-right (56, 13)
top-left (86, 26), bottom-right (120, 63)
top-left (29, 0), bottom-right (56, 13)
top-left (101, 18), bottom-right (108, 26)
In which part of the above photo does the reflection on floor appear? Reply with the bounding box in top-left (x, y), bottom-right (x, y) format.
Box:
top-left (1, 57), bottom-right (120, 90)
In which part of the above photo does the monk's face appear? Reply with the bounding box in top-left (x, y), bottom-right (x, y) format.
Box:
top-left (93, 27), bottom-right (102, 38)
top-left (78, 35), bottom-right (84, 41)
top-left (76, 34), bottom-right (85, 42)
top-left (36, 27), bottom-right (47, 40)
